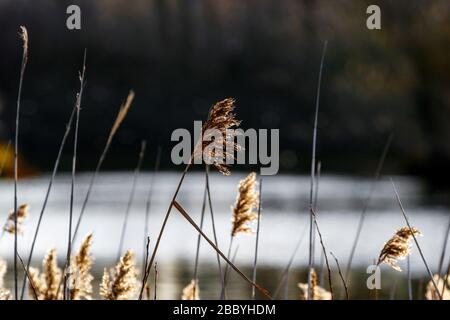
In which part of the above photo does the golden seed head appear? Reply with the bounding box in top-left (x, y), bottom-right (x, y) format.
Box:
top-left (231, 172), bottom-right (259, 237)
top-left (194, 98), bottom-right (241, 175)
top-left (377, 226), bottom-right (421, 271)
top-left (181, 279), bottom-right (200, 300)
top-left (100, 250), bottom-right (137, 300)
top-left (69, 233), bottom-right (94, 300)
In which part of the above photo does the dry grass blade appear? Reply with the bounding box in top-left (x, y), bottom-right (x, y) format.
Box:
top-left (377, 226), bottom-right (421, 271)
top-left (173, 200), bottom-right (272, 300)
top-left (72, 90), bottom-right (135, 245)
top-left (330, 252), bottom-right (348, 300)
top-left (100, 250), bottom-right (137, 300)
top-left (181, 279), bottom-right (200, 300)
top-left (108, 91), bottom-right (135, 146)
top-left (298, 268), bottom-right (331, 300)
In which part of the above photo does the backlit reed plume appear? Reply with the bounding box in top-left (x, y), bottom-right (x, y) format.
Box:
top-left (194, 98), bottom-right (241, 175)
top-left (181, 279), bottom-right (200, 300)
top-left (28, 249), bottom-right (63, 300)
top-left (221, 172), bottom-right (259, 298)
top-left (298, 268), bottom-right (331, 300)
top-left (377, 227), bottom-right (421, 271)
top-left (425, 274), bottom-right (450, 300)
top-left (69, 233), bottom-right (94, 300)
top-left (0, 259), bottom-right (11, 300)
top-left (100, 250), bottom-right (137, 300)
top-left (3, 204), bottom-right (29, 234)
top-left (231, 172), bottom-right (259, 237)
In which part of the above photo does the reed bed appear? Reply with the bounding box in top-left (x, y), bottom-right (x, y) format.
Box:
top-left (0, 26), bottom-right (449, 302)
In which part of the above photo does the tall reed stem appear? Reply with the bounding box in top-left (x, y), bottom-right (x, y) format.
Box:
top-left (343, 133), bottom-right (393, 297)
top-left (390, 179), bottom-right (442, 299)
top-left (407, 255), bottom-right (412, 300)
top-left (63, 51), bottom-right (86, 299)
top-left (205, 165), bottom-right (225, 297)
top-left (139, 160), bottom-right (192, 299)
top-left (20, 97), bottom-right (77, 299)
top-left (117, 141), bottom-right (146, 260)
top-left (307, 40), bottom-right (327, 300)
top-left (273, 225), bottom-right (307, 299)
top-left (14, 26), bottom-right (29, 299)
top-left (221, 235), bottom-right (234, 299)
top-left (252, 179), bottom-right (262, 299)
top-left (330, 252), bottom-right (348, 300)
top-left (142, 147), bottom-right (161, 271)
top-left (192, 167), bottom-right (208, 299)
top-left (71, 90), bottom-right (135, 245)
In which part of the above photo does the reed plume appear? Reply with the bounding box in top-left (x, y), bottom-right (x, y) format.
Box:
top-left (0, 259), bottom-right (11, 300)
top-left (139, 97), bottom-right (242, 299)
top-left (100, 250), bottom-right (137, 300)
top-left (28, 249), bottom-right (63, 300)
top-left (194, 98), bottom-right (241, 175)
top-left (231, 172), bottom-right (259, 237)
top-left (425, 274), bottom-right (450, 300)
top-left (298, 268), bottom-right (331, 300)
top-left (3, 204), bottom-right (29, 234)
top-left (181, 279), bottom-right (200, 300)
top-left (377, 227), bottom-right (421, 271)
top-left (221, 172), bottom-right (259, 298)
top-left (69, 233), bottom-right (94, 300)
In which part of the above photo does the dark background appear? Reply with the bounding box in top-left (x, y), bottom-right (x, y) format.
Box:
top-left (0, 0), bottom-right (449, 189)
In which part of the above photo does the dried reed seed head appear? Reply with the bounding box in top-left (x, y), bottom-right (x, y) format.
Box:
top-left (108, 90), bottom-right (135, 143)
top-left (425, 274), bottom-right (450, 300)
top-left (195, 98), bottom-right (241, 175)
top-left (298, 268), bottom-right (331, 300)
top-left (99, 268), bottom-right (111, 300)
top-left (4, 203), bottom-right (29, 234)
top-left (181, 279), bottom-right (200, 300)
top-left (231, 172), bottom-right (259, 237)
top-left (28, 267), bottom-right (45, 300)
top-left (377, 226), bottom-right (421, 271)
top-left (43, 248), bottom-right (62, 300)
top-left (27, 249), bottom-right (63, 300)
top-left (70, 233), bottom-right (94, 300)
top-left (100, 250), bottom-right (137, 300)
top-left (19, 26), bottom-right (28, 53)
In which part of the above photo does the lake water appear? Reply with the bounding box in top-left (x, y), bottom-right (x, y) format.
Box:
top-left (0, 172), bottom-right (449, 299)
